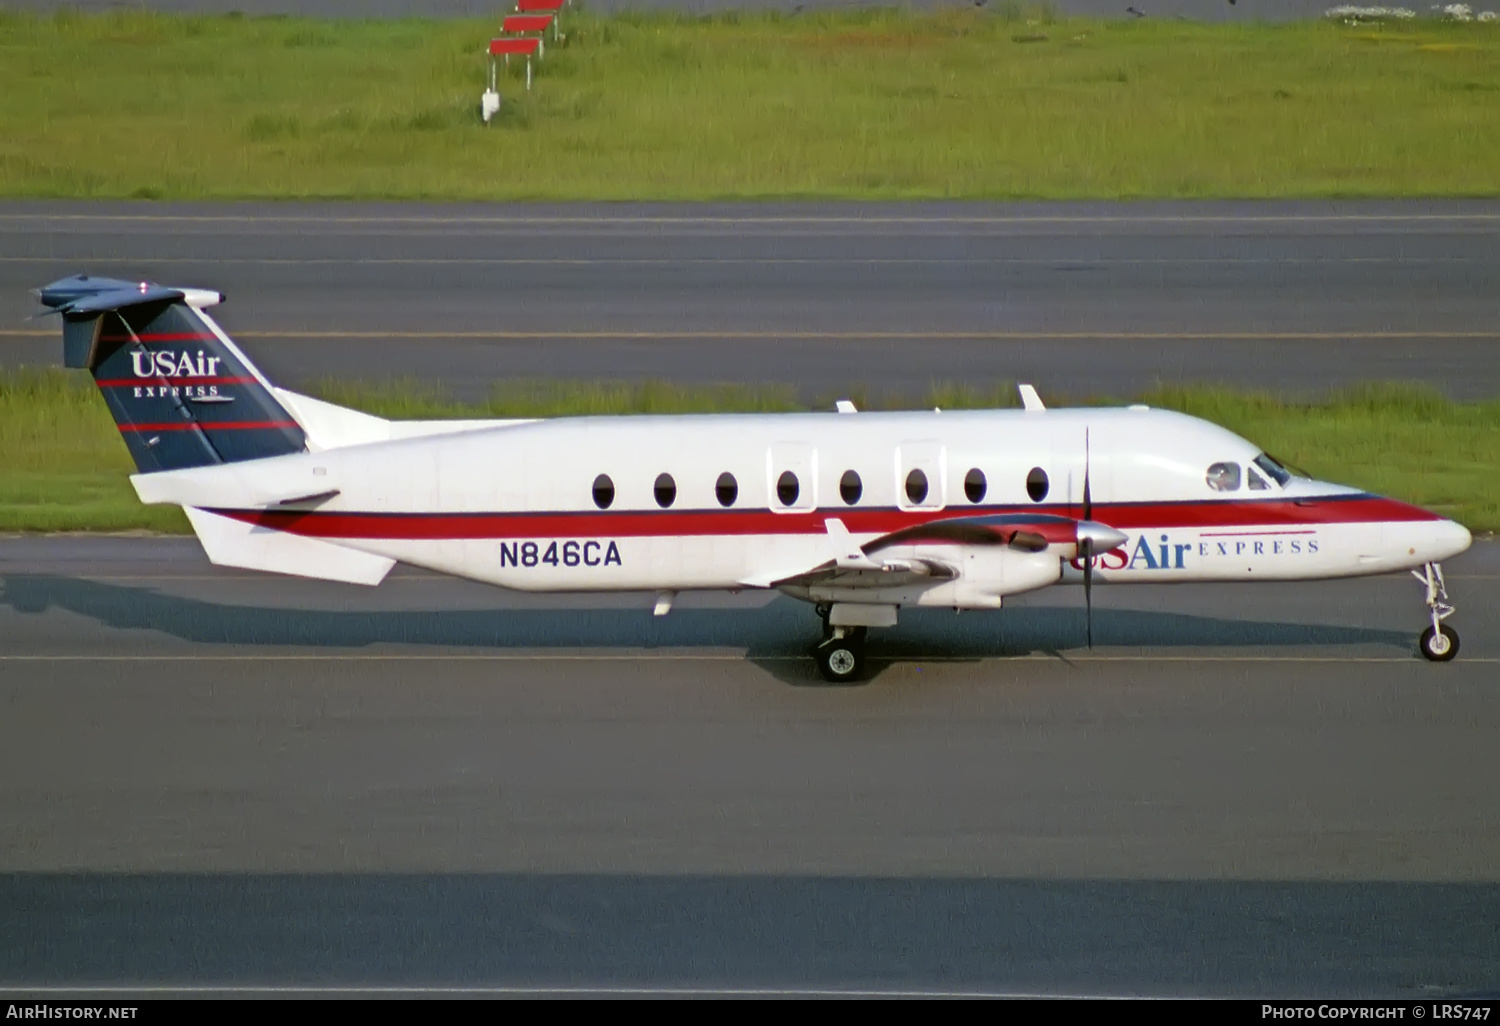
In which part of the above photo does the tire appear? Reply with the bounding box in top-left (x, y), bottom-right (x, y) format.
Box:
top-left (1420, 624), bottom-right (1460, 662)
top-left (816, 638), bottom-right (865, 683)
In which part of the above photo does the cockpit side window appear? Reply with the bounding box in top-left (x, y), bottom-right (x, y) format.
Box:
top-left (1206, 461), bottom-right (1241, 492)
top-left (1247, 465), bottom-right (1271, 491)
top-left (1253, 453), bottom-right (1292, 487)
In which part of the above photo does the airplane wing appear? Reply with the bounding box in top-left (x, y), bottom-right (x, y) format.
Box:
top-left (764, 554), bottom-right (958, 592)
top-left (742, 513), bottom-right (1103, 590)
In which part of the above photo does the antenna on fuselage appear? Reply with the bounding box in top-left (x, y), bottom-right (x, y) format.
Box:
top-left (1018, 384), bottom-right (1045, 412)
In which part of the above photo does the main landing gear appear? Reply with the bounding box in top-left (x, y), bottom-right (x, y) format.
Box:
top-left (1414, 562), bottom-right (1460, 662)
top-left (814, 603), bottom-right (868, 683)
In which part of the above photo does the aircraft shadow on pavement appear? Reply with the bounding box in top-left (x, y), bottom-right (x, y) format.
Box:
top-left (1, 574), bottom-right (1414, 679)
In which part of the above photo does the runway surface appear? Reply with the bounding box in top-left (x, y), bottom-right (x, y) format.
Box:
top-left (4, 200), bottom-right (1499, 401)
top-left (0, 1), bottom-right (1338, 21)
top-left (2, 536), bottom-right (1498, 995)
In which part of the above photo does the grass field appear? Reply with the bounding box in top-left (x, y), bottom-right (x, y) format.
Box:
top-left (2, 370), bottom-right (1495, 534)
top-left (1, 9), bottom-right (1498, 198)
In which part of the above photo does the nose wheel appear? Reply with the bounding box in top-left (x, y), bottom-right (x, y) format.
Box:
top-left (1414, 562), bottom-right (1460, 662)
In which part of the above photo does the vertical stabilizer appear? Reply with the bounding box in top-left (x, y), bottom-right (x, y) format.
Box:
top-left (37, 275), bottom-right (305, 473)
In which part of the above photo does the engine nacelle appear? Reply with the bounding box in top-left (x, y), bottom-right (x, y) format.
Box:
top-left (801, 544), bottom-right (1061, 610)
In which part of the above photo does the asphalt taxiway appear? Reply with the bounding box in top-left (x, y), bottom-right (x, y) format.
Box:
top-left (2, 537), bottom-right (1497, 995)
top-left (4, 200), bottom-right (1499, 401)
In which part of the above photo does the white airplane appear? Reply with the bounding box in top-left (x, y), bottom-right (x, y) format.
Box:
top-left (37, 275), bottom-right (1473, 681)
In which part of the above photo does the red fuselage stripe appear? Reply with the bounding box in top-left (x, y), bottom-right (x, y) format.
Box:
top-left (208, 494), bottom-right (1440, 541)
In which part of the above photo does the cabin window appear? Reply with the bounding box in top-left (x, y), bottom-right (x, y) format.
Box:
top-left (654, 472), bottom-right (677, 508)
top-left (840, 470), bottom-right (863, 505)
top-left (1026, 467), bottom-right (1049, 502)
top-left (776, 470), bottom-right (800, 507)
top-left (592, 474), bottom-right (615, 510)
top-left (905, 468), bottom-right (929, 505)
top-left (964, 468), bottom-right (987, 504)
top-left (716, 472), bottom-right (738, 507)
top-left (1254, 453), bottom-right (1291, 487)
top-left (1206, 462), bottom-right (1241, 492)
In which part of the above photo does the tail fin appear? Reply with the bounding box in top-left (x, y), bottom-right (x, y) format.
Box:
top-left (36, 275), bottom-right (306, 473)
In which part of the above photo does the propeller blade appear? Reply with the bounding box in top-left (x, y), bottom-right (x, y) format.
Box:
top-left (1082, 427), bottom-right (1092, 523)
top-left (1082, 537), bottom-right (1093, 649)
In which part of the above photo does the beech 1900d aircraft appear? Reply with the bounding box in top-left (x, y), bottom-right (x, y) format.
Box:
top-left (37, 275), bottom-right (1473, 681)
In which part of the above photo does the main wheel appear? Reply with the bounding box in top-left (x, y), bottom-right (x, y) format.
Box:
top-left (816, 637), bottom-right (866, 683)
top-left (1420, 624), bottom-right (1459, 662)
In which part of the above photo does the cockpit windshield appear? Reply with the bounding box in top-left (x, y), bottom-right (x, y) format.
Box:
top-left (1253, 453), bottom-right (1292, 487)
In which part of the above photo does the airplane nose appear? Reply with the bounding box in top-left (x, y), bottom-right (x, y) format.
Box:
top-left (1433, 519), bottom-right (1473, 561)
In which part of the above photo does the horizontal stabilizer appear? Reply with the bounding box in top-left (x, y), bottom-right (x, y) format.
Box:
top-left (132, 450), bottom-right (335, 509)
top-left (52, 284), bottom-right (185, 318)
top-left (184, 507), bottom-right (393, 586)
top-left (35, 275), bottom-right (223, 318)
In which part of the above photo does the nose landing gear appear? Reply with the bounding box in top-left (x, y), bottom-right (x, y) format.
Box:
top-left (1414, 562), bottom-right (1459, 662)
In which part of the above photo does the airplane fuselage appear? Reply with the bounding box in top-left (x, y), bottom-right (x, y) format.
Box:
top-left (177, 405), bottom-right (1471, 602)
top-left (36, 274), bottom-right (1474, 676)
